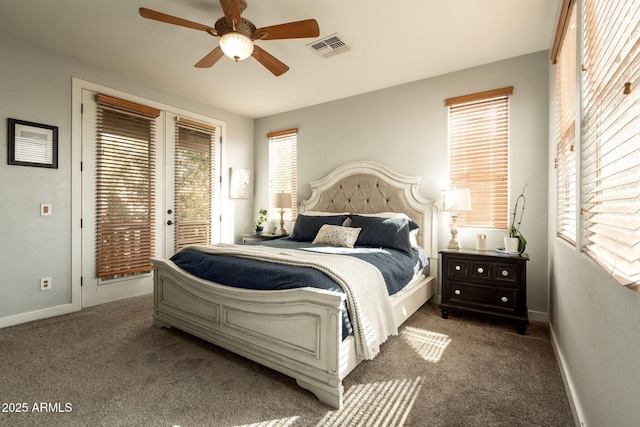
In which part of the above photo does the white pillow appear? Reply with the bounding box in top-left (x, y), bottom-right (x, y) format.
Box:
top-left (312, 225), bottom-right (361, 248)
top-left (354, 212), bottom-right (410, 219)
top-left (303, 210), bottom-right (350, 216)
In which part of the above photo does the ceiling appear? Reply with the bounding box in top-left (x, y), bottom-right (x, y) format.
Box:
top-left (0, 0), bottom-right (559, 118)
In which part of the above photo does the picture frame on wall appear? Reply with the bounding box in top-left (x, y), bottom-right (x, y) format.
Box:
top-left (229, 167), bottom-right (250, 199)
top-left (7, 118), bottom-right (58, 169)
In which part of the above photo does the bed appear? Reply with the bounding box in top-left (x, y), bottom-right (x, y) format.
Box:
top-left (151, 160), bottom-right (438, 408)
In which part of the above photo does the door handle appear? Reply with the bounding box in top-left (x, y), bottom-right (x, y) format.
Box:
top-left (167, 220), bottom-right (174, 226)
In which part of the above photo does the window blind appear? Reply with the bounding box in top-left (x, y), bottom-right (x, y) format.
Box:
top-left (174, 117), bottom-right (217, 252)
top-left (582, 0), bottom-right (640, 286)
top-left (555, 2), bottom-right (578, 244)
top-left (95, 94), bottom-right (160, 278)
top-left (268, 129), bottom-right (297, 221)
top-left (447, 87), bottom-right (513, 229)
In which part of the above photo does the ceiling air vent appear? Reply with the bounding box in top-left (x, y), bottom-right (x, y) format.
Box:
top-left (307, 34), bottom-right (350, 58)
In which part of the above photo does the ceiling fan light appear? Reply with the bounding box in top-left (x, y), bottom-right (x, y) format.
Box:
top-left (219, 32), bottom-right (254, 62)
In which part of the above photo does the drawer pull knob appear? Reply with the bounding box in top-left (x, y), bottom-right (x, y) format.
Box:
top-left (501, 296), bottom-right (508, 303)
top-left (501, 270), bottom-right (509, 277)
top-left (477, 267), bottom-right (484, 274)
top-left (455, 265), bottom-right (461, 271)
top-left (454, 289), bottom-right (461, 295)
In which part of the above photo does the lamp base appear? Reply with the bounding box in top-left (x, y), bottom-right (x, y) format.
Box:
top-left (448, 214), bottom-right (461, 250)
top-left (447, 239), bottom-right (461, 250)
top-left (276, 209), bottom-right (288, 236)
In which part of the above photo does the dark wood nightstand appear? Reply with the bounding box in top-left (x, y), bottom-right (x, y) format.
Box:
top-left (439, 249), bottom-right (529, 334)
top-left (241, 233), bottom-right (285, 243)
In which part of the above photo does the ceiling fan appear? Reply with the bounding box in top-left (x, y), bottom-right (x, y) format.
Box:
top-left (139, 0), bottom-right (320, 76)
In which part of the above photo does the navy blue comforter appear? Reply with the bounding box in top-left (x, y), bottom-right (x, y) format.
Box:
top-left (169, 238), bottom-right (428, 338)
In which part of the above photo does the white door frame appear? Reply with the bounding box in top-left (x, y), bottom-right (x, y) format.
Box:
top-left (71, 78), bottom-right (225, 310)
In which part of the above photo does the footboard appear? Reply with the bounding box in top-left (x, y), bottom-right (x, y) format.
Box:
top-left (151, 258), bottom-right (349, 408)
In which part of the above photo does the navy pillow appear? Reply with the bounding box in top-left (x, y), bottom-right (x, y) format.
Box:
top-left (349, 215), bottom-right (418, 255)
top-left (289, 214), bottom-right (348, 242)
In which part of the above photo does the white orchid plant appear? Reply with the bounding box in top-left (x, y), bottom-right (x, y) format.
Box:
top-left (508, 184), bottom-right (528, 253)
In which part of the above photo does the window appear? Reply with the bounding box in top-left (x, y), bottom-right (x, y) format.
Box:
top-left (268, 129), bottom-right (297, 221)
top-left (446, 87), bottom-right (513, 229)
top-left (554, 1), bottom-right (578, 244)
top-left (582, 0), bottom-right (640, 286)
top-left (95, 94), bottom-right (160, 278)
top-left (174, 117), bottom-right (217, 252)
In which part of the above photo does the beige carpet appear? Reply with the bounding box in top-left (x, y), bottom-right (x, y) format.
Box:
top-left (0, 294), bottom-right (574, 426)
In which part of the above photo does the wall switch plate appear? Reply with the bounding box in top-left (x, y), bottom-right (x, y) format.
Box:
top-left (40, 277), bottom-right (52, 291)
top-left (40, 204), bottom-right (52, 216)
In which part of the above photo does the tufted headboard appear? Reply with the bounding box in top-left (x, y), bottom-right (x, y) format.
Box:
top-left (299, 161), bottom-right (438, 258)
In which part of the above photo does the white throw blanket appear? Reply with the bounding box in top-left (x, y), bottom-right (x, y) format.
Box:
top-left (184, 243), bottom-right (398, 359)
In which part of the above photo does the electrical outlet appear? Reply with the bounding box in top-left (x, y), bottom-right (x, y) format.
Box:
top-left (40, 277), bottom-right (52, 291)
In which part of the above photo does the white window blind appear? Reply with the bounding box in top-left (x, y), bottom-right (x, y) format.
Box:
top-left (446, 87), bottom-right (513, 229)
top-left (95, 94), bottom-right (160, 278)
top-left (555, 1), bottom-right (578, 244)
top-left (582, 0), bottom-right (640, 287)
top-left (174, 117), bottom-right (217, 252)
top-left (268, 129), bottom-right (298, 221)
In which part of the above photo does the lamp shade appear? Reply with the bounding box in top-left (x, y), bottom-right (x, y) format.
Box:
top-left (273, 192), bottom-right (292, 209)
top-left (219, 32), bottom-right (254, 61)
top-left (442, 188), bottom-right (472, 212)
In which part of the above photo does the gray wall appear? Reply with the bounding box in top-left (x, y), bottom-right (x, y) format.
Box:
top-left (255, 51), bottom-right (550, 316)
top-left (547, 49), bottom-right (640, 426)
top-left (0, 35), bottom-right (254, 323)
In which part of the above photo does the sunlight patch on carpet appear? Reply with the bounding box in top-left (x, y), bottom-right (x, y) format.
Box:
top-left (234, 416), bottom-right (299, 427)
top-left (317, 377), bottom-right (423, 426)
top-left (401, 326), bottom-right (451, 362)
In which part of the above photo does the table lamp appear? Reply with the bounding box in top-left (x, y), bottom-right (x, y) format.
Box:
top-left (441, 188), bottom-right (472, 250)
top-left (273, 192), bottom-right (292, 236)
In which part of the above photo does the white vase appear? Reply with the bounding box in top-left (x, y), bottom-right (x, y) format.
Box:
top-left (504, 237), bottom-right (520, 254)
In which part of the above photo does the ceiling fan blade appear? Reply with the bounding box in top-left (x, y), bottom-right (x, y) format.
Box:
top-left (195, 47), bottom-right (225, 68)
top-left (251, 45), bottom-right (289, 76)
top-left (219, 0), bottom-right (243, 26)
top-left (254, 19), bottom-right (319, 40)
top-left (139, 7), bottom-right (217, 35)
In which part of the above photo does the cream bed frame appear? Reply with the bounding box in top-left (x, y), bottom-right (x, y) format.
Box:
top-left (151, 161), bottom-right (438, 409)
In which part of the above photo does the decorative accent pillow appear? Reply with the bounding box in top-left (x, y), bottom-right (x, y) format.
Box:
top-left (289, 214), bottom-right (349, 242)
top-left (312, 225), bottom-right (361, 248)
top-left (349, 215), bottom-right (419, 255)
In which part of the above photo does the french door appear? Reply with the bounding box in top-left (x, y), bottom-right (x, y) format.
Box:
top-left (163, 117), bottom-right (221, 257)
top-left (81, 89), bottom-right (220, 307)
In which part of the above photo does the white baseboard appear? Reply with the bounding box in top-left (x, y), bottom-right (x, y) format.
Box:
top-left (528, 309), bottom-right (547, 323)
top-left (0, 303), bottom-right (77, 329)
top-left (549, 321), bottom-right (586, 427)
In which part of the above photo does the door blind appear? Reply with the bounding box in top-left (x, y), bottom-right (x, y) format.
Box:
top-left (447, 87), bottom-right (512, 229)
top-left (268, 129), bottom-right (297, 221)
top-left (174, 118), bottom-right (217, 252)
top-left (555, 2), bottom-right (578, 244)
top-left (95, 94), bottom-right (160, 278)
top-left (582, 0), bottom-right (640, 286)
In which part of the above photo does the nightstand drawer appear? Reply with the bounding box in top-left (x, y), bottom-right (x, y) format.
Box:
top-left (470, 260), bottom-right (492, 281)
top-left (445, 281), bottom-right (518, 313)
top-left (446, 258), bottom-right (470, 278)
top-left (493, 263), bottom-right (519, 285)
